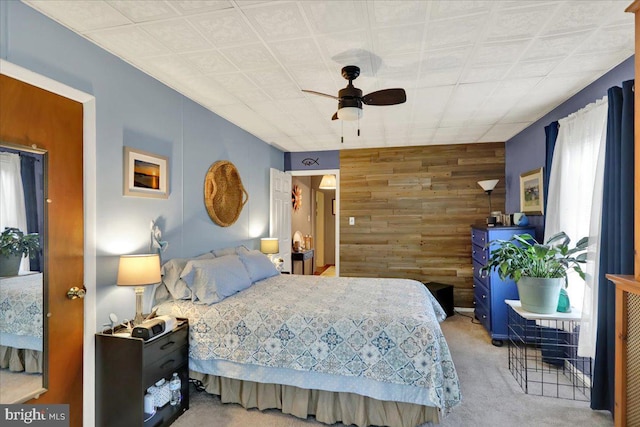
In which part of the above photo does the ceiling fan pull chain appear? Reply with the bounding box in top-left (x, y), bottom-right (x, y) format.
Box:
top-left (341, 120), bottom-right (344, 143)
top-left (358, 116), bottom-right (360, 137)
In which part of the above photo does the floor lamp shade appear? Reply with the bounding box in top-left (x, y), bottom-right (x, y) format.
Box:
top-left (319, 174), bottom-right (336, 190)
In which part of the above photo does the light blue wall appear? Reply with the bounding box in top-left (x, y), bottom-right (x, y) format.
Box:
top-left (0, 1), bottom-right (284, 327)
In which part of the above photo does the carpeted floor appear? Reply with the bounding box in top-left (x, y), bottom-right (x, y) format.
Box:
top-left (172, 313), bottom-right (613, 427)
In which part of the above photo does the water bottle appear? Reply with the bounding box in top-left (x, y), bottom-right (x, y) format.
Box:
top-left (169, 372), bottom-right (181, 406)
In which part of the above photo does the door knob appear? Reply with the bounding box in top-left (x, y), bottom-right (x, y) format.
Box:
top-left (67, 286), bottom-right (86, 300)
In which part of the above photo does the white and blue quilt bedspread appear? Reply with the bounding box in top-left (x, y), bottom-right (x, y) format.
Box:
top-left (156, 274), bottom-right (461, 411)
top-left (0, 273), bottom-right (43, 351)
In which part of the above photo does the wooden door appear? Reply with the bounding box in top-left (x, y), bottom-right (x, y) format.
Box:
top-left (315, 191), bottom-right (325, 267)
top-left (0, 74), bottom-right (84, 427)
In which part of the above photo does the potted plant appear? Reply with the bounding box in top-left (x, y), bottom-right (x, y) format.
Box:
top-left (481, 231), bottom-right (588, 314)
top-left (0, 227), bottom-right (41, 277)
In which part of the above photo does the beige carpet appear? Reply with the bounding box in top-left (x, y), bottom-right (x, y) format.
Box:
top-left (172, 314), bottom-right (613, 427)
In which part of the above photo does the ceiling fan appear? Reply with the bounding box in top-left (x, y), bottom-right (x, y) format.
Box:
top-left (302, 65), bottom-right (407, 122)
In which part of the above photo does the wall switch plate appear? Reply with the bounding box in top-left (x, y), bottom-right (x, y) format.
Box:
top-left (349, 217), bottom-right (355, 225)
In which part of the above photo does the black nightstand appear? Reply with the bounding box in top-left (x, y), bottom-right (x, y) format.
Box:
top-left (96, 319), bottom-right (189, 427)
top-left (423, 282), bottom-right (454, 318)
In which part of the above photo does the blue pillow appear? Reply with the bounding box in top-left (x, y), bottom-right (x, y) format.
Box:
top-left (239, 250), bottom-right (279, 283)
top-left (183, 255), bottom-right (252, 305)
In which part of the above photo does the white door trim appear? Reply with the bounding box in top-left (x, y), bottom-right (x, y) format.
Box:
top-left (291, 169), bottom-right (339, 276)
top-left (0, 59), bottom-right (97, 426)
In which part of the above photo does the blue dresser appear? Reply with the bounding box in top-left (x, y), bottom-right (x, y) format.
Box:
top-left (471, 225), bottom-right (536, 346)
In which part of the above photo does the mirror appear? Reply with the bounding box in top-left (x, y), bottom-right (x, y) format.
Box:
top-left (0, 141), bottom-right (48, 403)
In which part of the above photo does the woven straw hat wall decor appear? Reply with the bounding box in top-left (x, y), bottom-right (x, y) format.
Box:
top-left (204, 160), bottom-right (248, 227)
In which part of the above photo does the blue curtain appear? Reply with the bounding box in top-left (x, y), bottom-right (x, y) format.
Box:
top-left (544, 121), bottom-right (559, 215)
top-left (591, 80), bottom-right (635, 412)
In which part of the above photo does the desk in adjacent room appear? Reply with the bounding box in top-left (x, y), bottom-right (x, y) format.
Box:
top-left (291, 249), bottom-right (314, 275)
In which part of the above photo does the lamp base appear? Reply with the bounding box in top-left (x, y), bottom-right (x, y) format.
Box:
top-left (133, 286), bottom-right (145, 326)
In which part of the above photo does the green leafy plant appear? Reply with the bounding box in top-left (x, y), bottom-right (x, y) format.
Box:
top-left (481, 232), bottom-right (588, 286)
top-left (0, 227), bottom-right (40, 258)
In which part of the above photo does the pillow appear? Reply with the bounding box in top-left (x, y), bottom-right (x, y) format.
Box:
top-left (161, 253), bottom-right (215, 300)
top-left (185, 255), bottom-right (252, 304)
top-left (211, 245), bottom-right (250, 258)
top-left (239, 250), bottom-right (279, 283)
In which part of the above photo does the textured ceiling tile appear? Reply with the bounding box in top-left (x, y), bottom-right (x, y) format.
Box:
top-left (262, 84), bottom-right (306, 100)
top-left (459, 64), bottom-right (511, 84)
top-left (417, 68), bottom-right (463, 88)
top-left (429, 0), bottom-right (493, 20)
top-left (370, 1), bottom-right (428, 26)
top-left (107, 1), bottom-right (178, 23)
top-left (245, 67), bottom-right (294, 88)
top-left (268, 38), bottom-right (325, 66)
top-left (24, 0), bottom-right (131, 31)
top-left (506, 58), bottom-right (561, 79)
top-left (478, 123), bottom-right (530, 142)
top-left (141, 19), bottom-right (212, 52)
top-left (243, 3), bottom-right (310, 41)
top-left (422, 46), bottom-right (472, 71)
top-left (316, 31), bottom-right (372, 66)
top-left (169, 0), bottom-right (233, 15)
top-left (143, 55), bottom-right (202, 79)
top-left (301, 1), bottom-right (367, 34)
top-left (86, 26), bottom-right (169, 59)
top-left (523, 31), bottom-right (592, 61)
top-left (446, 82), bottom-right (499, 115)
top-left (209, 72), bottom-right (258, 93)
top-left (220, 43), bottom-right (278, 70)
top-left (189, 9), bottom-right (259, 47)
top-left (471, 40), bottom-right (532, 66)
top-left (576, 24), bottom-right (634, 54)
top-left (374, 54), bottom-right (421, 83)
top-left (373, 25), bottom-right (424, 55)
top-left (176, 75), bottom-right (239, 106)
top-left (181, 50), bottom-right (236, 74)
top-left (550, 53), bottom-right (619, 75)
top-left (543, 1), bottom-right (623, 36)
top-left (426, 15), bottom-right (486, 50)
top-left (233, 87), bottom-right (271, 104)
top-left (486, 4), bottom-right (556, 42)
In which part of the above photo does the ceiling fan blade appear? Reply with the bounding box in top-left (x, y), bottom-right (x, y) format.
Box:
top-left (362, 88), bottom-right (406, 106)
top-left (331, 112), bottom-right (338, 120)
top-left (302, 89), bottom-right (339, 100)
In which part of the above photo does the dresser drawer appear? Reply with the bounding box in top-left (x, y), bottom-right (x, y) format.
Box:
top-left (474, 299), bottom-right (490, 333)
top-left (472, 259), bottom-right (489, 287)
top-left (143, 325), bottom-right (188, 367)
top-left (143, 346), bottom-right (188, 390)
top-left (474, 278), bottom-right (490, 308)
top-left (471, 228), bottom-right (487, 248)
top-left (472, 243), bottom-right (488, 264)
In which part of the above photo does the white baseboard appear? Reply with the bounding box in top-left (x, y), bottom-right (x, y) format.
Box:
top-left (454, 307), bottom-right (474, 313)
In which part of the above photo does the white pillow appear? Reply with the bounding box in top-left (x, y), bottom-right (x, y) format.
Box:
top-left (161, 253), bottom-right (214, 299)
top-left (211, 245), bottom-right (250, 258)
top-left (182, 255), bottom-right (252, 304)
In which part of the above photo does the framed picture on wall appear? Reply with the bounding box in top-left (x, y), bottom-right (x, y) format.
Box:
top-left (519, 167), bottom-right (544, 215)
top-left (123, 147), bottom-right (169, 199)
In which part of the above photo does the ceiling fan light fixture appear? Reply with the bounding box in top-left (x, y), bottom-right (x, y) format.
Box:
top-left (337, 107), bottom-right (362, 121)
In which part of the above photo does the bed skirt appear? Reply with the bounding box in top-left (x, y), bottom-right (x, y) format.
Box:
top-left (190, 370), bottom-right (441, 427)
top-left (0, 345), bottom-right (43, 373)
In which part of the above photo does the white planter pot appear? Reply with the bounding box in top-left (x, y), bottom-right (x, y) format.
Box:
top-left (516, 276), bottom-right (564, 314)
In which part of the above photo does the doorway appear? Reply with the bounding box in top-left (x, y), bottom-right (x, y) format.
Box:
top-left (290, 169), bottom-right (339, 276)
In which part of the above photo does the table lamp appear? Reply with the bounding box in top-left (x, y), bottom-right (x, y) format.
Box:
top-left (260, 237), bottom-right (281, 270)
top-left (477, 179), bottom-right (499, 225)
top-left (117, 254), bottom-right (161, 325)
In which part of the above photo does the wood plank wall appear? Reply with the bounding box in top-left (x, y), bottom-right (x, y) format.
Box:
top-left (339, 142), bottom-right (506, 307)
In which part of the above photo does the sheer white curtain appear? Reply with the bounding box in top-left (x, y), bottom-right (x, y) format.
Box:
top-left (544, 97), bottom-right (608, 358)
top-left (0, 152), bottom-right (29, 273)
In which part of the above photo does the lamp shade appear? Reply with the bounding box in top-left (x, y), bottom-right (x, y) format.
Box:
top-left (319, 174), bottom-right (336, 190)
top-left (337, 107), bottom-right (362, 121)
top-left (477, 179), bottom-right (499, 192)
top-left (260, 238), bottom-right (279, 255)
top-left (117, 254), bottom-right (161, 286)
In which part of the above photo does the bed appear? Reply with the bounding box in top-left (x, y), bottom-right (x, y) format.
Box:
top-left (0, 273), bottom-right (44, 373)
top-left (153, 249), bottom-right (461, 427)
